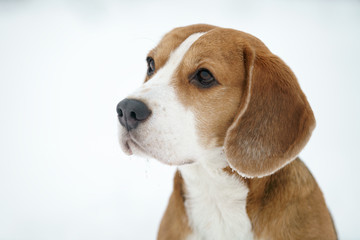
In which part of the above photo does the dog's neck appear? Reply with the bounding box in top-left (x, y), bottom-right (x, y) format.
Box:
top-left (178, 153), bottom-right (254, 240)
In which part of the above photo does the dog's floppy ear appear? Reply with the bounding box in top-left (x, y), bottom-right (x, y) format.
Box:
top-left (224, 43), bottom-right (316, 178)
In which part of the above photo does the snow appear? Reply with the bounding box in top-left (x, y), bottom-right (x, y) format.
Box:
top-left (0, 0), bottom-right (359, 239)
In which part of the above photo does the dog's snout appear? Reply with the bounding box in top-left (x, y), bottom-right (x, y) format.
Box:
top-left (116, 98), bottom-right (151, 130)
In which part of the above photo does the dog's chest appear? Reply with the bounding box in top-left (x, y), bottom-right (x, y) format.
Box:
top-left (180, 164), bottom-right (253, 240)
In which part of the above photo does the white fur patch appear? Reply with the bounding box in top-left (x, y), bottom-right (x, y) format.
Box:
top-left (118, 32), bottom-right (206, 165)
top-left (118, 31), bottom-right (253, 239)
top-left (180, 150), bottom-right (253, 240)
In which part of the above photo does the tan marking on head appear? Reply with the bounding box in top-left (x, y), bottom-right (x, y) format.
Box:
top-left (171, 26), bottom-right (315, 177)
top-left (173, 28), bottom-right (255, 147)
top-left (145, 24), bottom-right (216, 82)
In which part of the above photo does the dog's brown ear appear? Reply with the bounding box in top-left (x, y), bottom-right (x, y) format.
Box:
top-left (224, 44), bottom-right (316, 178)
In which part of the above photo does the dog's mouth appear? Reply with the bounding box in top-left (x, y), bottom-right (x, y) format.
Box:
top-left (122, 139), bottom-right (133, 155)
top-left (119, 129), bottom-right (195, 166)
top-left (120, 132), bottom-right (148, 157)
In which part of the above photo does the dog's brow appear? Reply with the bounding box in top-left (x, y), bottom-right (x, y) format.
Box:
top-left (147, 32), bottom-right (206, 85)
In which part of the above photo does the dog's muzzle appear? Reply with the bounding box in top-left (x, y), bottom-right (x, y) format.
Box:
top-left (116, 98), bottom-right (151, 131)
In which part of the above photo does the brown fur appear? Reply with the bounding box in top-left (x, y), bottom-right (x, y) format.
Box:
top-left (246, 158), bottom-right (336, 239)
top-left (224, 39), bottom-right (316, 177)
top-left (151, 24), bottom-right (336, 239)
top-left (157, 171), bottom-right (191, 240)
top-left (145, 24), bottom-right (216, 82)
top-left (174, 28), bottom-right (248, 147)
top-left (159, 160), bottom-right (337, 239)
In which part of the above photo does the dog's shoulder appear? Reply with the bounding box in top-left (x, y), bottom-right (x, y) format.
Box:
top-left (247, 158), bottom-right (337, 240)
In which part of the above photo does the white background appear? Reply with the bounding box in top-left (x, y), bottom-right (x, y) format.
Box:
top-left (0, 0), bottom-right (359, 239)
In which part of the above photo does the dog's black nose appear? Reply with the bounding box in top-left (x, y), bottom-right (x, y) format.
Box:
top-left (116, 98), bottom-right (151, 130)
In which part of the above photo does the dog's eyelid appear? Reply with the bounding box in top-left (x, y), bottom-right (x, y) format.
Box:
top-left (189, 68), bottom-right (219, 89)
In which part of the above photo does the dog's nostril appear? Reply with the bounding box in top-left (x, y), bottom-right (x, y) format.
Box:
top-left (119, 109), bottom-right (123, 118)
top-left (130, 111), bottom-right (136, 120)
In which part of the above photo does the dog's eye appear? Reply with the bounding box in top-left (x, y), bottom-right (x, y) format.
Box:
top-left (191, 69), bottom-right (218, 88)
top-left (146, 57), bottom-right (155, 76)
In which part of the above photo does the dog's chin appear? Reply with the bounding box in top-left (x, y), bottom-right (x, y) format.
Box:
top-left (120, 135), bottom-right (195, 166)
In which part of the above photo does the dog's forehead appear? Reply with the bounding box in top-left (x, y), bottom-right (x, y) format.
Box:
top-left (148, 24), bottom-right (217, 67)
top-left (147, 26), bottom-right (267, 83)
top-left (153, 25), bottom-right (258, 54)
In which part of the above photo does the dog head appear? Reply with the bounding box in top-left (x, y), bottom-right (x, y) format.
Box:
top-left (117, 24), bottom-right (315, 178)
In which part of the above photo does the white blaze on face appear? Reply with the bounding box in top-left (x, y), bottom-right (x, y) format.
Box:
top-left (118, 32), bottom-right (206, 165)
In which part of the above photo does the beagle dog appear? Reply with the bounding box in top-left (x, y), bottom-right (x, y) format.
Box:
top-left (116, 24), bottom-right (337, 240)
